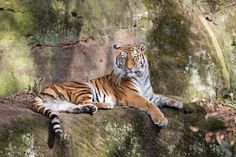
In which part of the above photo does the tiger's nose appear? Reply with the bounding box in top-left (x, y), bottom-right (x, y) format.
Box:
top-left (127, 67), bottom-right (134, 72)
top-left (127, 63), bottom-right (134, 70)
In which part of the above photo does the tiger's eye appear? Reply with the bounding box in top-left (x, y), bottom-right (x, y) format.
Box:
top-left (134, 56), bottom-right (139, 62)
top-left (120, 57), bottom-right (126, 62)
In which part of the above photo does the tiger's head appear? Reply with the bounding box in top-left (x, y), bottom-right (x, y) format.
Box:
top-left (113, 43), bottom-right (148, 79)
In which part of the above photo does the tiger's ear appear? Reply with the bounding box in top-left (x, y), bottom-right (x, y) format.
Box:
top-left (113, 45), bottom-right (121, 50)
top-left (138, 42), bottom-right (146, 53)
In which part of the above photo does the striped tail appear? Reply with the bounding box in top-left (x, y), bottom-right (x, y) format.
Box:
top-left (33, 96), bottom-right (64, 140)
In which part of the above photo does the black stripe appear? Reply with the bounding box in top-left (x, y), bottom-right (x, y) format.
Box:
top-left (95, 80), bottom-right (102, 98)
top-left (54, 128), bottom-right (62, 133)
top-left (117, 64), bottom-right (122, 69)
top-left (74, 92), bottom-right (91, 100)
top-left (80, 95), bottom-right (92, 100)
top-left (52, 122), bottom-right (60, 126)
top-left (41, 92), bottom-right (55, 98)
top-left (47, 111), bottom-right (52, 117)
top-left (56, 84), bottom-right (66, 90)
top-left (129, 77), bottom-right (139, 87)
top-left (141, 55), bottom-right (145, 67)
top-left (92, 81), bottom-right (99, 102)
top-left (116, 58), bottom-right (119, 67)
top-left (95, 91), bottom-right (99, 102)
top-left (37, 95), bottom-right (43, 99)
top-left (103, 94), bottom-right (106, 102)
top-left (63, 81), bottom-right (89, 89)
top-left (153, 97), bottom-right (159, 103)
top-left (56, 85), bottom-right (70, 100)
top-left (116, 86), bottom-right (127, 96)
top-left (131, 76), bottom-right (138, 82)
top-left (78, 89), bottom-right (91, 93)
top-left (126, 81), bottom-right (139, 92)
top-left (124, 85), bottom-right (139, 93)
top-left (45, 109), bottom-right (50, 117)
top-left (39, 106), bottom-right (46, 113)
top-left (50, 114), bottom-right (57, 120)
top-left (67, 92), bottom-right (71, 101)
top-left (131, 77), bottom-right (139, 87)
top-left (69, 81), bottom-right (86, 85)
top-left (63, 84), bottom-right (88, 89)
top-left (143, 85), bottom-right (151, 94)
top-left (78, 96), bottom-right (92, 103)
top-left (144, 74), bottom-right (149, 84)
top-left (103, 86), bottom-right (109, 95)
top-left (51, 86), bottom-right (65, 99)
top-left (115, 74), bottom-right (120, 82)
top-left (120, 90), bottom-right (127, 97)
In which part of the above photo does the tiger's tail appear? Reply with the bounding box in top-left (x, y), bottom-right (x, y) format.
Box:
top-left (33, 96), bottom-right (64, 140)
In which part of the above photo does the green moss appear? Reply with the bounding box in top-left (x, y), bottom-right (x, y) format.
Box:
top-left (182, 103), bottom-right (225, 132)
top-left (105, 122), bottom-right (143, 157)
top-left (209, 141), bottom-right (233, 157)
top-left (0, 105), bottom-right (234, 157)
top-left (0, 115), bottom-right (49, 157)
top-left (143, 0), bottom-right (191, 96)
top-left (0, 72), bottom-right (20, 96)
top-left (205, 117), bottom-right (226, 131)
top-left (184, 103), bottom-right (206, 114)
top-left (189, 142), bottom-right (205, 156)
top-left (0, 40), bottom-right (35, 96)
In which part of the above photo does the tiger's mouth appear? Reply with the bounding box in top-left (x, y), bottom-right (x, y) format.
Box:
top-left (123, 70), bottom-right (143, 77)
top-left (135, 71), bottom-right (143, 77)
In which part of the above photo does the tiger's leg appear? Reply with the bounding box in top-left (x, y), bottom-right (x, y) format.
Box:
top-left (150, 93), bottom-right (183, 109)
top-left (63, 104), bottom-right (98, 115)
top-left (94, 102), bottom-right (114, 110)
top-left (66, 102), bottom-right (113, 113)
top-left (66, 95), bottom-right (113, 112)
top-left (125, 93), bottom-right (168, 126)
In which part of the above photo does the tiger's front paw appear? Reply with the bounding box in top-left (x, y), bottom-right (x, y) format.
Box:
top-left (80, 104), bottom-right (98, 115)
top-left (156, 117), bottom-right (168, 126)
top-left (172, 101), bottom-right (184, 109)
top-left (152, 116), bottom-right (168, 126)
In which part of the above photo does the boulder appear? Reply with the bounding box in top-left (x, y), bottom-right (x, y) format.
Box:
top-left (0, 93), bottom-right (234, 157)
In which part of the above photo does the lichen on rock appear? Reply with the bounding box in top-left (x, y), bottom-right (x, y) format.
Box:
top-left (0, 93), bottom-right (234, 157)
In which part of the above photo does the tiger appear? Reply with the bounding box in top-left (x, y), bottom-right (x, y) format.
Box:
top-left (32, 42), bottom-right (183, 140)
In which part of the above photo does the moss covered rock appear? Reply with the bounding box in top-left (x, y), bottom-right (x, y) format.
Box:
top-left (0, 94), bottom-right (234, 157)
top-left (0, 0), bottom-right (236, 101)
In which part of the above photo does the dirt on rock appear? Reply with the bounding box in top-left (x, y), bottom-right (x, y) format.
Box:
top-left (198, 100), bottom-right (236, 130)
top-left (0, 92), bottom-right (37, 125)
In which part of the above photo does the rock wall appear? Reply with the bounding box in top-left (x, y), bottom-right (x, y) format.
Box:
top-left (0, 0), bottom-right (236, 101)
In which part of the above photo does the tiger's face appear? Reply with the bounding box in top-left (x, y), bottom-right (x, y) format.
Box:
top-left (113, 43), bottom-right (147, 78)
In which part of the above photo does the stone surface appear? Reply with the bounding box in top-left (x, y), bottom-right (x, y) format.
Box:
top-left (0, 93), bottom-right (234, 157)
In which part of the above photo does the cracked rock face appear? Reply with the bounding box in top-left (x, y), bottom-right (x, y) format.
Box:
top-left (0, 1), bottom-right (236, 101)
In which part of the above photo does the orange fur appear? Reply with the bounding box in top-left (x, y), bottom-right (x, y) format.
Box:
top-left (32, 43), bottom-right (183, 139)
